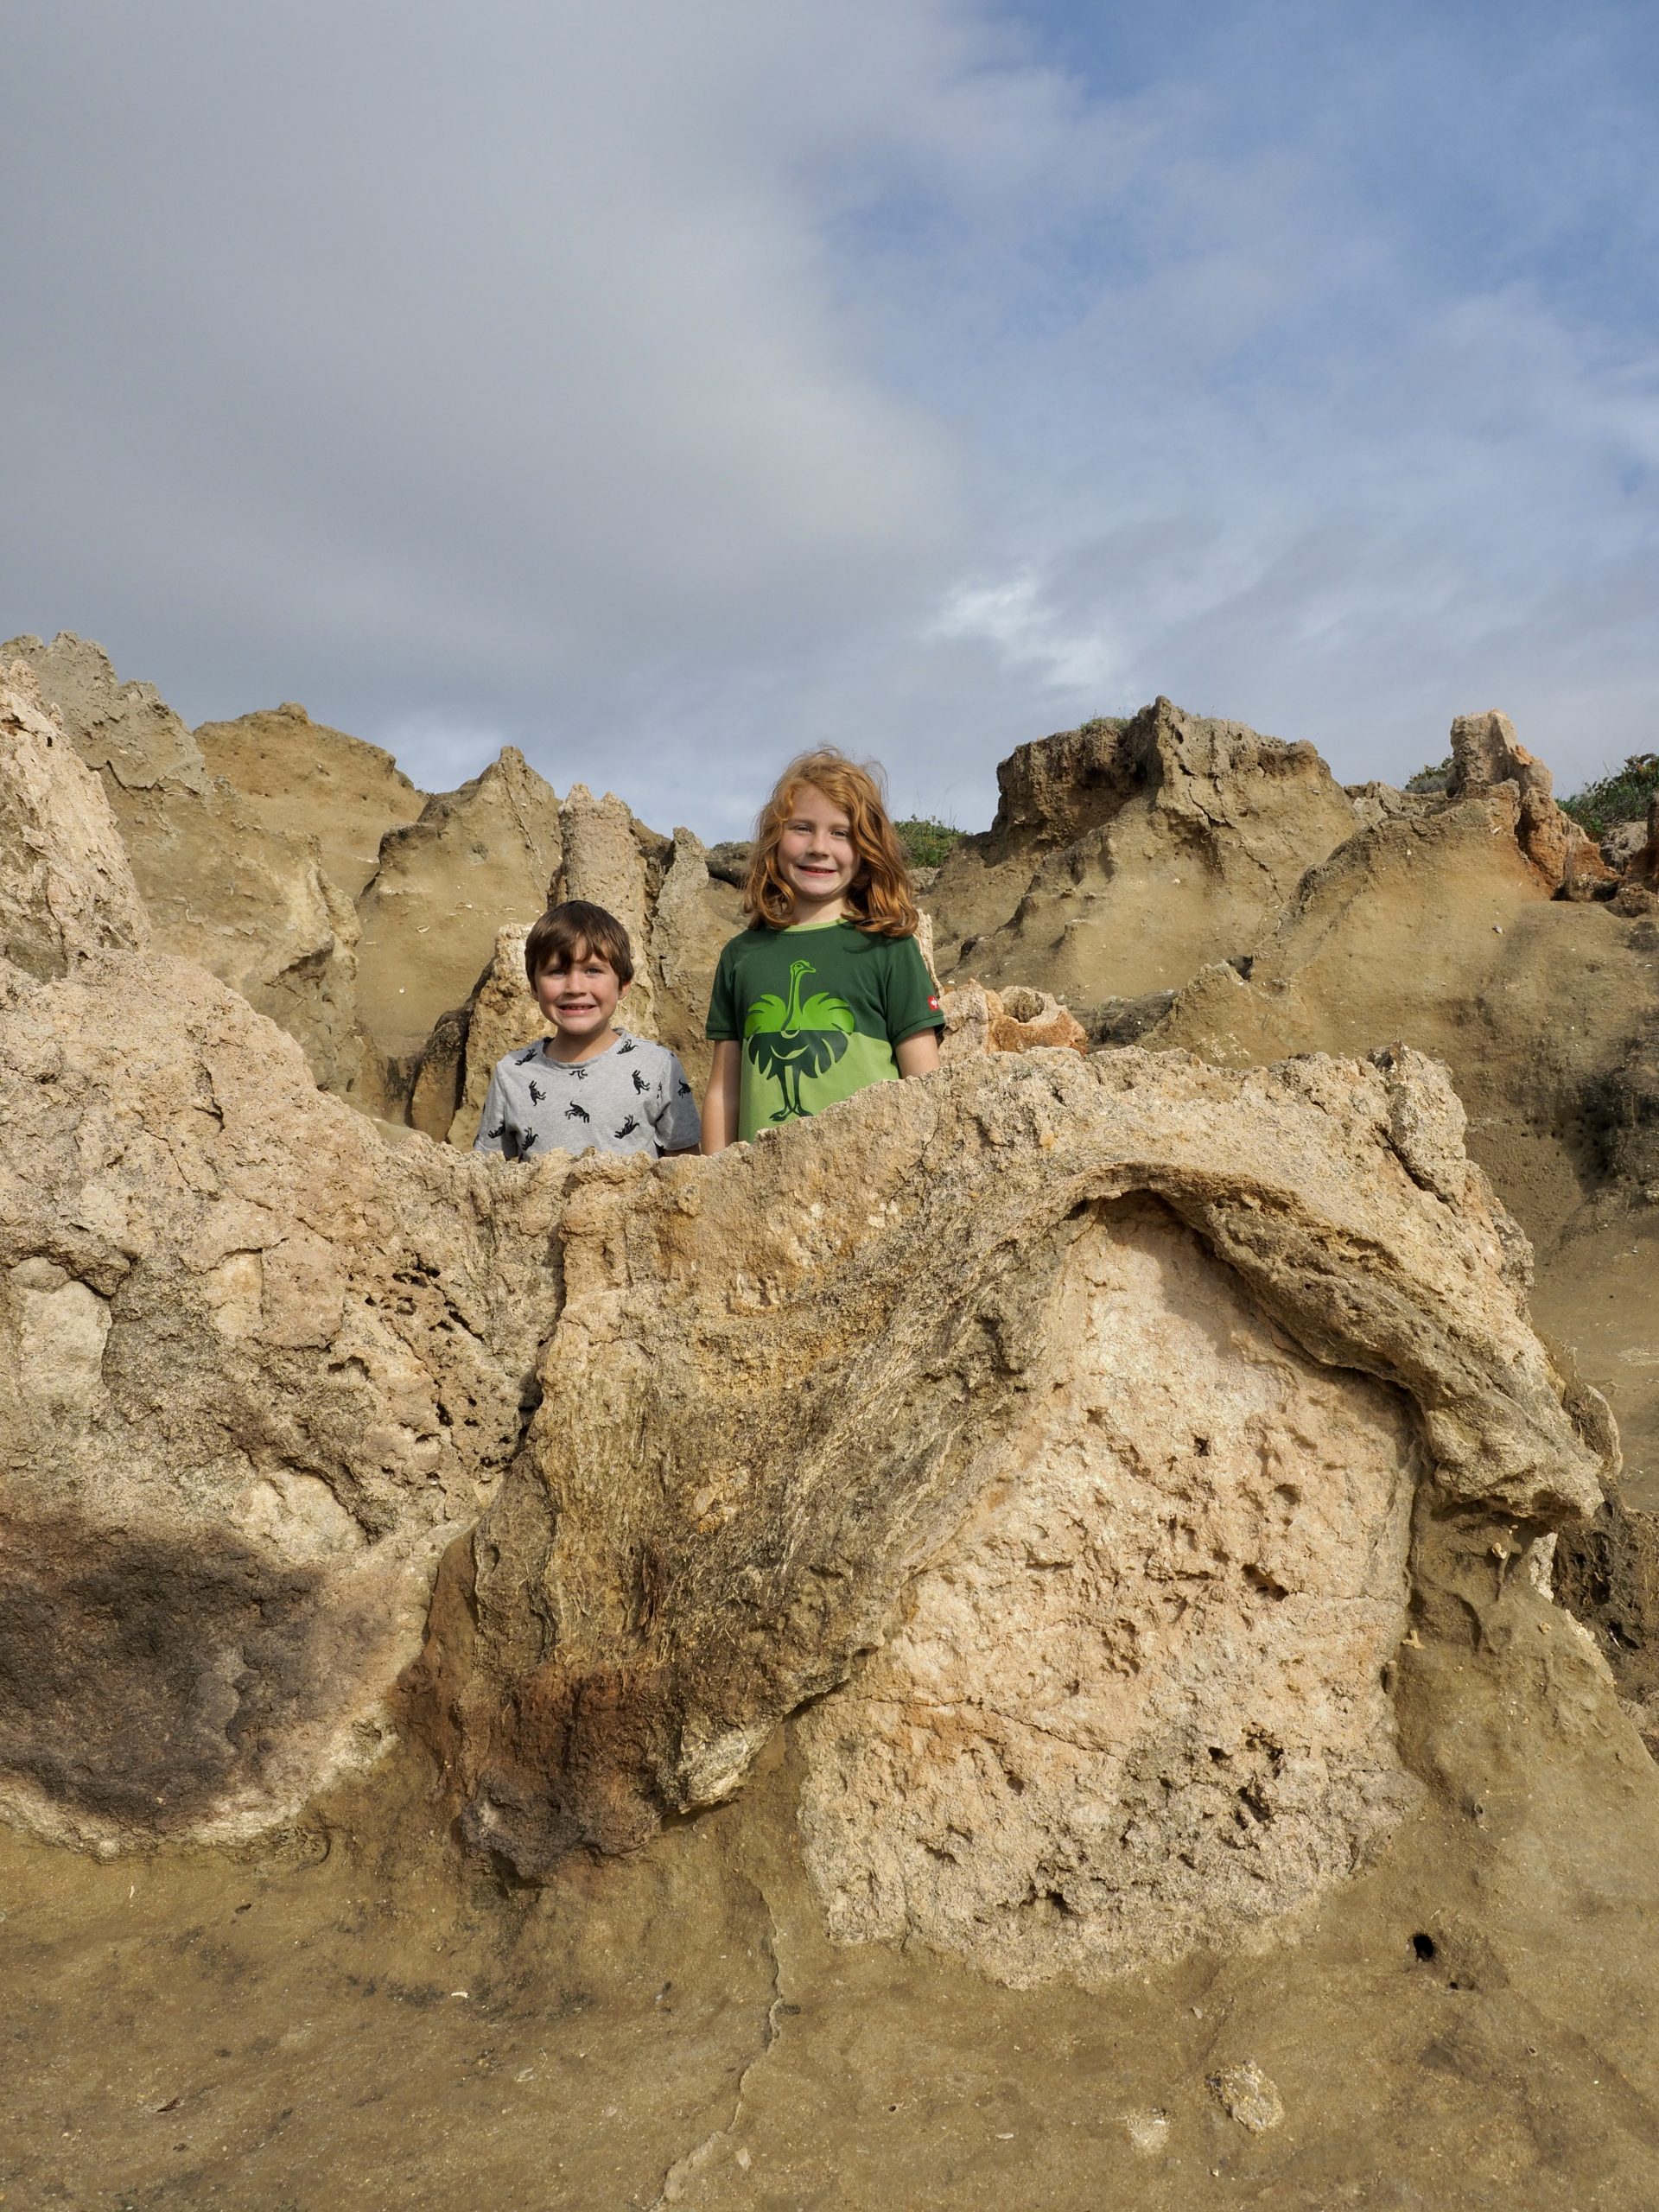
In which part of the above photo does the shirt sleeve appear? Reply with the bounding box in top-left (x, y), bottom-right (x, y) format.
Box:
top-left (473, 1064), bottom-right (513, 1155)
top-left (705, 938), bottom-right (740, 1041)
top-left (882, 934), bottom-right (945, 1045)
top-left (650, 1052), bottom-right (703, 1153)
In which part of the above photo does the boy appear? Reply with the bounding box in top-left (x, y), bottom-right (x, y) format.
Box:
top-left (474, 899), bottom-right (701, 1161)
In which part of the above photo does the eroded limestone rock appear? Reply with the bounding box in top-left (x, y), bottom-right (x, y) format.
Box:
top-left (0, 663), bottom-right (149, 979)
top-left (3, 631), bottom-right (207, 794)
top-left (353, 747), bottom-right (563, 1071)
top-left (447, 925), bottom-right (535, 1149)
top-left (941, 980), bottom-right (1086, 1062)
top-left (926, 698), bottom-right (1363, 1008)
top-left (646, 827), bottom-right (745, 1094)
top-left (0, 951), bottom-right (569, 1849)
top-left (794, 1192), bottom-right (1420, 1983)
top-left (413, 1046), bottom-right (1607, 1983)
top-left (553, 784), bottom-right (661, 1036)
top-left (1447, 709), bottom-right (1612, 898)
top-left (194, 702), bottom-right (423, 899)
top-left (10, 635), bottom-right (365, 1091)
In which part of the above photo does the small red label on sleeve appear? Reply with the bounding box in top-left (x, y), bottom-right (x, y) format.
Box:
top-left (928, 995), bottom-right (941, 1011)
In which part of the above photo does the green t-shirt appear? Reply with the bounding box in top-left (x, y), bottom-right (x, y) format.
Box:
top-left (707, 919), bottom-right (944, 1141)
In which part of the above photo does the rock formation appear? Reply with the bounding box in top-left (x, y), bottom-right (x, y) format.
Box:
top-left (940, 980), bottom-right (1088, 1061)
top-left (353, 746), bottom-right (563, 1080)
top-left (0, 942), bottom-right (570, 1848)
top-left (635, 827), bottom-right (746, 1092)
top-left (194, 701), bottom-right (424, 899)
top-left (7, 643), bottom-right (1656, 2016)
top-left (4, 645), bottom-right (1620, 2000)
top-left (1446, 708), bottom-right (1612, 898)
top-left (3, 630), bottom-right (207, 795)
top-left (442, 924), bottom-right (535, 1148)
top-left (8, 633), bottom-right (365, 1094)
top-left (0, 665), bottom-right (574, 1843)
top-left (1611, 794), bottom-right (1659, 916)
top-left (0, 660), bottom-right (149, 981)
top-left (410, 1045), bottom-right (1607, 1984)
top-left (925, 697), bottom-right (1364, 1016)
top-left (3, 635), bottom-right (742, 1131)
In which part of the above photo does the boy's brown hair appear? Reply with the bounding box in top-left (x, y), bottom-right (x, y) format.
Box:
top-left (523, 899), bottom-right (634, 988)
top-left (745, 747), bottom-right (919, 937)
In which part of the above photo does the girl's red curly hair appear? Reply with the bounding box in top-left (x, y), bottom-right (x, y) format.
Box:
top-left (745, 748), bottom-right (919, 937)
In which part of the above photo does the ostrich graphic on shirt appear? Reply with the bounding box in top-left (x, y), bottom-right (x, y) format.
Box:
top-left (743, 958), bottom-right (855, 1122)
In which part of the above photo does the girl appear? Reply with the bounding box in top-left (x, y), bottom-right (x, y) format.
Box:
top-left (701, 749), bottom-right (943, 1152)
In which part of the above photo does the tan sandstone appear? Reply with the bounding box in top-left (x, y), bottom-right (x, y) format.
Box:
top-left (9, 634), bottom-right (365, 1092)
top-left (926, 698), bottom-right (1363, 1012)
top-left (412, 1045), bottom-right (1607, 1985)
top-left (0, 662), bottom-right (149, 980)
top-left (353, 746), bottom-right (563, 1077)
top-left (194, 702), bottom-right (424, 899)
top-left (0, 939), bottom-right (569, 1850)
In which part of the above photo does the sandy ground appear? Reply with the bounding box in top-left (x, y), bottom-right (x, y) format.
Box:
top-left (4, 1630), bottom-right (1659, 2212)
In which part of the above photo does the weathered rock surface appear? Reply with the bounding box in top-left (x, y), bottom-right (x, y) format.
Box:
top-left (353, 747), bottom-right (563, 1076)
top-left (552, 784), bottom-right (663, 1037)
top-left (1148, 781), bottom-right (1659, 1235)
top-left (10, 634), bottom-right (366, 1091)
top-left (1610, 794), bottom-right (1659, 916)
top-left (644, 826), bottom-right (746, 1093)
top-left (1446, 708), bottom-right (1612, 897)
top-left (3, 631), bottom-right (207, 794)
top-left (0, 947), bottom-right (569, 1848)
top-left (940, 980), bottom-right (1088, 1062)
top-left (925, 698), bottom-right (1363, 1011)
top-left (445, 924), bottom-right (535, 1149)
top-left (1141, 738), bottom-right (1659, 1557)
top-left (412, 1046), bottom-right (1607, 1983)
top-left (194, 702), bottom-right (423, 899)
top-left (0, 664), bottom-right (149, 980)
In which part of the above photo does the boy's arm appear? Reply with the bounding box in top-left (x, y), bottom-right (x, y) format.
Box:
top-left (472, 1066), bottom-right (513, 1154)
top-left (652, 1052), bottom-right (702, 1157)
top-left (700, 1040), bottom-right (741, 1154)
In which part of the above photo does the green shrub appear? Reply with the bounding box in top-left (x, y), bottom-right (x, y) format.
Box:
top-left (894, 817), bottom-right (963, 869)
top-left (1560, 755), bottom-right (1659, 841)
top-left (1405, 756), bottom-right (1453, 795)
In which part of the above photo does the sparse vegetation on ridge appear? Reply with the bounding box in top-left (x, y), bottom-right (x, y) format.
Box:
top-left (1560, 754), bottom-right (1659, 839)
top-left (894, 816), bottom-right (963, 868)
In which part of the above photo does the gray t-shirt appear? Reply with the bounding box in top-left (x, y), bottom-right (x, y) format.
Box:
top-left (474, 1031), bottom-right (701, 1161)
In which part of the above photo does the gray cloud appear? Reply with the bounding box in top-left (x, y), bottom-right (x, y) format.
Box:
top-left (4, 0), bottom-right (1656, 836)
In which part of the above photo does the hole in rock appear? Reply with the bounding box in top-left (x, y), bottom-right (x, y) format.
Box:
top-left (1236, 1782), bottom-right (1273, 1827)
top-left (1412, 1932), bottom-right (1438, 1961)
top-left (1243, 1565), bottom-right (1290, 1601)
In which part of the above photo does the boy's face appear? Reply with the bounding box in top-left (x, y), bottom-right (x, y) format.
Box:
top-left (535, 945), bottom-right (626, 1043)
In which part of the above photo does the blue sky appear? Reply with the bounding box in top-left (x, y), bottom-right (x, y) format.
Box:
top-left (4, 0), bottom-right (1656, 836)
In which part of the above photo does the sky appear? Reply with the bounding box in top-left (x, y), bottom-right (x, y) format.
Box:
top-left (4, 0), bottom-right (1657, 837)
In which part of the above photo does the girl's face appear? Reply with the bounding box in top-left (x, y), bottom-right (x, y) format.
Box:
top-left (776, 784), bottom-right (859, 918)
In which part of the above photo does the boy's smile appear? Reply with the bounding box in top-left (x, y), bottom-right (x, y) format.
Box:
top-left (536, 950), bottom-right (626, 1061)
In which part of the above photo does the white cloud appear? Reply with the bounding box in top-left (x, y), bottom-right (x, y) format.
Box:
top-left (3, 0), bottom-right (1657, 834)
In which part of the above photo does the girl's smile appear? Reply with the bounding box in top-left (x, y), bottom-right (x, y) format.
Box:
top-left (777, 785), bottom-right (858, 919)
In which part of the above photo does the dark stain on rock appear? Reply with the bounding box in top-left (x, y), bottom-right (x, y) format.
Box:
top-left (0, 1507), bottom-right (327, 1829)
